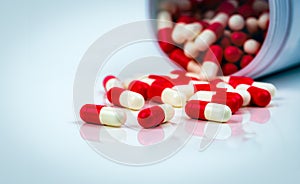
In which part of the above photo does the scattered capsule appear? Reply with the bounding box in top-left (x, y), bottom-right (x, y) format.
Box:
top-left (137, 104), bottom-right (174, 128)
top-left (80, 104), bottom-right (126, 127)
top-left (185, 100), bottom-right (232, 122)
top-left (107, 87), bottom-right (145, 110)
top-left (236, 84), bottom-right (271, 107)
top-left (189, 91), bottom-right (242, 113)
top-left (194, 22), bottom-right (224, 51)
top-left (147, 80), bottom-right (186, 107)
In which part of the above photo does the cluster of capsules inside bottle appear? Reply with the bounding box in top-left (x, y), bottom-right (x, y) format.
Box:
top-left (157, 0), bottom-right (269, 79)
top-left (80, 70), bottom-right (276, 129)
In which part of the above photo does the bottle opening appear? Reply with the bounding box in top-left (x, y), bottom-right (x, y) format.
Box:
top-left (151, 0), bottom-right (271, 78)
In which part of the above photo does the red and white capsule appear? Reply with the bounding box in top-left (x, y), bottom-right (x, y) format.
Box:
top-left (127, 79), bottom-right (151, 100)
top-left (172, 15), bottom-right (194, 44)
top-left (137, 104), bottom-right (175, 129)
top-left (80, 104), bottom-right (126, 127)
top-left (169, 49), bottom-right (202, 74)
top-left (210, 79), bottom-right (251, 106)
top-left (185, 100), bottom-right (232, 122)
top-left (194, 22), bottom-right (224, 51)
top-left (103, 75), bottom-right (124, 92)
top-left (236, 84), bottom-right (271, 107)
top-left (147, 80), bottom-right (186, 107)
top-left (219, 76), bottom-right (276, 97)
top-left (107, 87), bottom-right (145, 110)
top-left (189, 91), bottom-right (242, 113)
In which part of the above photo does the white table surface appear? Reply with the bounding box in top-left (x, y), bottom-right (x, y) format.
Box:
top-left (1, 0), bottom-right (300, 183)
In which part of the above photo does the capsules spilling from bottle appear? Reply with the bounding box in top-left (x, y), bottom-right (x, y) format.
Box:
top-left (80, 70), bottom-right (276, 128)
top-left (157, 0), bottom-right (269, 80)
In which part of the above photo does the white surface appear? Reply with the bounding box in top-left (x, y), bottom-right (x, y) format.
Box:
top-left (1, 0), bottom-right (300, 184)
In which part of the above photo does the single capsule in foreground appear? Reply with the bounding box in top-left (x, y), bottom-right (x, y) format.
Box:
top-left (80, 104), bottom-right (126, 127)
top-left (185, 100), bottom-right (232, 122)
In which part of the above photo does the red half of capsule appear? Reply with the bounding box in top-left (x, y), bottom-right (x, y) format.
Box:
top-left (224, 46), bottom-right (243, 63)
top-left (169, 49), bottom-right (191, 69)
top-left (228, 76), bottom-right (254, 87)
top-left (128, 80), bottom-right (150, 100)
top-left (237, 4), bottom-right (255, 18)
top-left (138, 106), bottom-right (165, 128)
top-left (231, 32), bottom-right (248, 47)
top-left (204, 45), bottom-right (223, 64)
top-left (222, 63), bottom-right (238, 75)
top-left (217, 1), bottom-right (235, 15)
top-left (193, 83), bottom-right (212, 92)
top-left (147, 80), bottom-right (174, 102)
top-left (247, 86), bottom-right (271, 107)
top-left (80, 104), bottom-right (104, 125)
top-left (240, 55), bottom-right (254, 68)
top-left (106, 87), bottom-right (125, 106)
top-left (212, 92), bottom-right (242, 113)
top-left (158, 27), bottom-right (175, 53)
top-left (185, 100), bottom-right (209, 120)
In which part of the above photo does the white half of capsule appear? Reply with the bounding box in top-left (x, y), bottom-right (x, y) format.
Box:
top-left (184, 41), bottom-right (200, 59)
top-left (160, 104), bottom-right (175, 122)
top-left (173, 84), bottom-right (195, 99)
top-left (244, 39), bottom-right (261, 55)
top-left (189, 91), bottom-right (216, 101)
top-left (210, 12), bottom-right (229, 27)
top-left (119, 90), bottom-right (145, 110)
top-left (105, 78), bottom-right (124, 91)
top-left (194, 30), bottom-right (217, 51)
top-left (199, 62), bottom-right (219, 80)
top-left (246, 17), bottom-right (259, 34)
top-left (161, 88), bottom-right (187, 107)
top-left (215, 81), bottom-right (234, 90)
top-left (184, 22), bottom-right (203, 41)
top-left (228, 14), bottom-right (245, 31)
top-left (204, 103), bottom-right (232, 122)
top-left (99, 107), bottom-right (127, 127)
top-left (157, 11), bottom-right (173, 30)
top-left (172, 23), bottom-right (187, 44)
top-left (258, 12), bottom-right (269, 30)
top-left (187, 60), bottom-right (202, 74)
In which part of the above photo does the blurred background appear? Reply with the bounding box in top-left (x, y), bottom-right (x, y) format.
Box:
top-left (1, 0), bottom-right (300, 184)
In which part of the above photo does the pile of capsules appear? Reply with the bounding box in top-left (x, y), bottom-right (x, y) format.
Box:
top-left (157, 0), bottom-right (269, 79)
top-left (80, 70), bottom-right (276, 128)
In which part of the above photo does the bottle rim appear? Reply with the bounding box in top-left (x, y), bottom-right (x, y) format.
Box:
top-left (234, 0), bottom-right (291, 78)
